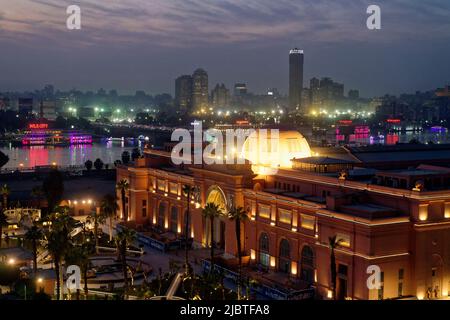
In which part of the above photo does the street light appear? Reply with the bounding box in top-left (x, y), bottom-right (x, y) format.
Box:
top-left (8, 258), bottom-right (15, 265)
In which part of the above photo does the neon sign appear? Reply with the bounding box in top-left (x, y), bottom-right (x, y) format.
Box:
top-left (29, 123), bottom-right (49, 129)
top-left (386, 119), bottom-right (401, 124)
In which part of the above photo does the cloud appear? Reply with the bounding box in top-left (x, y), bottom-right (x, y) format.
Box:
top-left (1, 0), bottom-right (449, 49)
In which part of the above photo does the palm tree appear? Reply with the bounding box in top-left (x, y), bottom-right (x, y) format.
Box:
top-left (65, 243), bottom-right (93, 299)
top-left (42, 170), bottom-right (64, 214)
top-left (116, 180), bottom-right (129, 222)
top-left (114, 228), bottom-right (136, 295)
top-left (329, 235), bottom-right (343, 300)
top-left (25, 224), bottom-right (43, 275)
top-left (182, 184), bottom-right (196, 275)
top-left (0, 184), bottom-right (10, 209)
top-left (100, 194), bottom-right (119, 242)
top-left (228, 206), bottom-right (248, 300)
top-left (46, 228), bottom-right (70, 300)
top-left (0, 211), bottom-right (8, 249)
top-left (46, 209), bottom-right (75, 300)
top-left (90, 207), bottom-right (105, 254)
top-left (202, 202), bottom-right (223, 274)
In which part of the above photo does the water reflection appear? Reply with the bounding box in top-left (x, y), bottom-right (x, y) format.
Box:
top-left (1, 139), bottom-right (139, 169)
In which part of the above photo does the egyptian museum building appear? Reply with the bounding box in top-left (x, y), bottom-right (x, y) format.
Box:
top-left (117, 131), bottom-right (450, 300)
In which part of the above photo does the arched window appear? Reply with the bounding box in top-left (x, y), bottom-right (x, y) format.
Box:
top-left (279, 239), bottom-right (290, 273)
top-left (158, 202), bottom-right (166, 229)
top-left (259, 233), bottom-right (270, 267)
top-left (300, 245), bottom-right (315, 283)
top-left (170, 206), bottom-right (179, 233)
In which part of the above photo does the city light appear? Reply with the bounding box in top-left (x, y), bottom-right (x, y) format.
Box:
top-left (8, 258), bottom-right (15, 265)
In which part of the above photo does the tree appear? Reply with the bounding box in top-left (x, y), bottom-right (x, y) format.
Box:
top-left (31, 186), bottom-right (44, 209)
top-left (25, 224), bottom-right (43, 275)
top-left (42, 170), bottom-right (64, 214)
top-left (0, 184), bottom-right (10, 209)
top-left (0, 211), bottom-right (8, 248)
top-left (116, 180), bottom-right (130, 222)
top-left (121, 151), bottom-right (131, 165)
top-left (94, 158), bottom-right (104, 171)
top-left (46, 228), bottom-right (70, 300)
top-left (65, 243), bottom-right (93, 299)
top-left (202, 203), bottom-right (223, 274)
top-left (45, 208), bottom-right (75, 300)
top-left (228, 206), bottom-right (248, 300)
top-left (0, 151), bottom-right (8, 169)
top-left (101, 194), bottom-right (118, 242)
top-left (90, 207), bottom-right (105, 254)
top-left (182, 185), bottom-right (197, 275)
top-left (114, 228), bottom-right (136, 295)
top-left (329, 235), bottom-right (344, 300)
top-left (84, 160), bottom-right (93, 171)
top-left (131, 148), bottom-right (141, 161)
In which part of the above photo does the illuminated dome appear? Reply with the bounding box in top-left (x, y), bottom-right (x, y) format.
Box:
top-left (241, 130), bottom-right (311, 175)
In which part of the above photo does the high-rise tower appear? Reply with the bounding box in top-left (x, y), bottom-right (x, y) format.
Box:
top-left (289, 48), bottom-right (304, 112)
top-left (175, 75), bottom-right (193, 111)
top-left (192, 68), bottom-right (209, 111)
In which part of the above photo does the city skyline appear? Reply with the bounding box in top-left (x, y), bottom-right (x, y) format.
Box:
top-left (1, 1), bottom-right (450, 96)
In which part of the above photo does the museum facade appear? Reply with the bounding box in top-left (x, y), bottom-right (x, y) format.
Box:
top-left (117, 131), bottom-right (450, 300)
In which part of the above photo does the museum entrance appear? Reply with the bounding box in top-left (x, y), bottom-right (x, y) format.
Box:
top-left (204, 186), bottom-right (228, 250)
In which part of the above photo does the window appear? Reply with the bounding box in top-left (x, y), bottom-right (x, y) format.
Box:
top-left (301, 246), bottom-right (315, 283)
top-left (150, 177), bottom-right (156, 190)
top-left (142, 200), bottom-right (147, 217)
top-left (398, 282), bottom-right (403, 297)
top-left (259, 233), bottom-right (270, 267)
top-left (158, 202), bottom-right (166, 228)
top-left (279, 209), bottom-right (292, 224)
top-left (336, 233), bottom-right (351, 248)
top-left (258, 204), bottom-right (271, 219)
top-left (300, 214), bottom-right (315, 230)
top-left (337, 264), bottom-right (348, 300)
top-left (158, 179), bottom-right (167, 192)
top-left (170, 206), bottom-right (178, 233)
top-left (169, 182), bottom-right (178, 195)
top-left (279, 239), bottom-right (290, 273)
top-left (398, 269), bottom-right (404, 297)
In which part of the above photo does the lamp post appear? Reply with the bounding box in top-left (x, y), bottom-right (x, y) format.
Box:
top-left (93, 204), bottom-right (100, 254)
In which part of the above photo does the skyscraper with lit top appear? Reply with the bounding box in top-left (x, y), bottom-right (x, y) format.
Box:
top-left (289, 48), bottom-right (304, 112)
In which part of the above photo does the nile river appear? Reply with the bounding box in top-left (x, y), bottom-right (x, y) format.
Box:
top-left (0, 139), bottom-right (141, 169)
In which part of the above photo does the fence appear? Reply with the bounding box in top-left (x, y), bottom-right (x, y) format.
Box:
top-left (201, 259), bottom-right (315, 300)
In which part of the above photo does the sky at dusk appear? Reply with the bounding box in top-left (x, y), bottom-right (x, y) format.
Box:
top-left (0, 0), bottom-right (449, 97)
